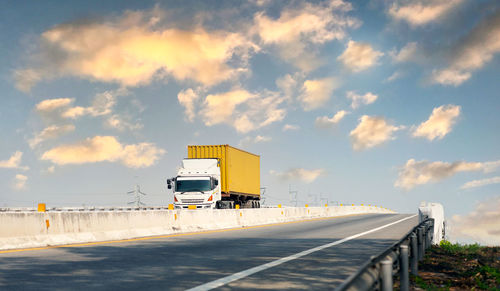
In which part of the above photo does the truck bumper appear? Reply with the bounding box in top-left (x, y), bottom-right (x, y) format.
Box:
top-left (174, 203), bottom-right (214, 209)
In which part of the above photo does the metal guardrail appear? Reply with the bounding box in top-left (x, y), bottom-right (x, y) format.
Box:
top-left (0, 206), bottom-right (173, 212)
top-left (336, 217), bottom-right (434, 291)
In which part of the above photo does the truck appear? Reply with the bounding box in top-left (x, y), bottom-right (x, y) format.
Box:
top-left (167, 145), bottom-right (261, 209)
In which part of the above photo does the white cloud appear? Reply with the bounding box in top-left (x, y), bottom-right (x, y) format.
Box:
top-left (0, 151), bottom-right (29, 171)
top-left (270, 168), bottom-right (325, 183)
top-left (254, 1), bottom-right (355, 45)
top-left (105, 115), bottom-right (143, 132)
top-left (14, 69), bottom-right (42, 93)
top-left (35, 89), bottom-right (124, 123)
top-left (461, 176), bottom-right (500, 190)
top-left (201, 89), bottom-right (256, 127)
top-left (388, 0), bottom-right (463, 27)
top-left (283, 124), bottom-right (300, 131)
top-left (390, 42), bottom-right (418, 63)
top-left (395, 159), bottom-right (500, 190)
top-left (47, 166), bottom-right (55, 174)
top-left (34, 89), bottom-right (139, 135)
top-left (276, 74), bottom-right (300, 100)
top-left (253, 0), bottom-right (360, 71)
top-left (62, 90), bottom-right (118, 119)
top-left (36, 98), bottom-right (73, 112)
top-left (200, 88), bottom-right (286, 133)
top-left (385, 71), bottom-right (404, 83)
top-left (239, 135), bottom-right (272, 147)
top-left (29, 124), bottom-right (76, 148)
top-left (13, 174), bottom-right (28, 190)
top-left (299, 77), bottom-right (338, 111)
top-left (412, 104), bottom-right (461, 141)
top-left (121, 142), bottom-right (166, 168)
top-left (15, 8), bottom-right (257, 91)
top-left (36, 98), bottom-right (75, 123)
top-left (346, 91), bottom-right (378, 109)
top-left (41, 136), bottom-right (165, 168)
top-left (315, 110), bottom-right (349, 128)
top-left (350, 115), bottom-right (402, 150)
top-left (450, 196), bottom-right (500, 245)
top-left (178, 88), bottom-right (201, 122)
top-left (431, 69), bottom-right (471, 86)
top-left (337, 40), bottom-right (384, 72)
top-left (432, 10), bottom-right (500, 86)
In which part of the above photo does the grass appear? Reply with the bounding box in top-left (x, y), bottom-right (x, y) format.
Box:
top-left (408, 240), bottom-right (500, 290)
top-left (439, 240), bottom-right (482, 254)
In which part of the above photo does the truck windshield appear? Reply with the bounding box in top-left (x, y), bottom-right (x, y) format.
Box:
top-left (176, 179), bottom-right (212, 192)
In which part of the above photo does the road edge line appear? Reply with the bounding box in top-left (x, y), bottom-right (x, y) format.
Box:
top-left (187, 214), bottom-right (418, 291)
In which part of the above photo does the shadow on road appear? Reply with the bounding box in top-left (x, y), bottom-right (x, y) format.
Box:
top-left (0, 237), bottom-right (396, 290)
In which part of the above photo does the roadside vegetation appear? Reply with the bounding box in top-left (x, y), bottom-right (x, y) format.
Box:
top-left (410, 240), bottom-right (500, 290)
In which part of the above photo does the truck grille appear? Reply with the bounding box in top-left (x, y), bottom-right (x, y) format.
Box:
top-left (181, 199), bottom-right (205, 204)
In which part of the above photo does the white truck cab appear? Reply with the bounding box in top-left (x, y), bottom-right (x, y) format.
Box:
top-left (167, 159), bottom-right (221, 209)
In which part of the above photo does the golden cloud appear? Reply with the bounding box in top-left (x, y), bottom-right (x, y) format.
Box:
top-left (299, 77), bottom-right (338, 111)
top-left (337, 40), bottom-right (383, 72)
top-left (389, 0), bottom-right (463, 27)
top-left (252, 0), bottom-right (359, 71)
top-left (347, 91), bottom-right (378, 109)
top-left (16, 10), bottom-right (257, 91)
top-left (315, 110), bottom-right (349, 128)
top-left (432, 10), bottom-right (500, 86)
top-left (395, 159), bottom-right (500, 190)
top-left (350, 115), bottom-right (402, 150)
top-left (413, 104), bottom-right (461, 141)
top-left (28, 124), bottom-right (76, 148)
top-left (0, 151), bottom-right (29, 171)
top-left (200, 89), bottom-right (286, 133)
top-left (41, 136), bottom-right (165, 168)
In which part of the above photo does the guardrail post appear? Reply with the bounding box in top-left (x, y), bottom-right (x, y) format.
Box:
top-left (417, 227), bottom-right (424, 261)
top-left (381, 259), bottom-right (393, 291)
top-left (424, 225), bottom-right (428, 250)
top-left (410, 233), bottom-right (418, 275)
top-left (400, 245), bottom-right (409, 291)
top-left (426, 221), bottom-right (433, 249)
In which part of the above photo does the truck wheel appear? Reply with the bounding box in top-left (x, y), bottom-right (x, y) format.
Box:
top-left (230, 202), bottom-right (234, 209)
top-left (257, 201), bottom-right (260, 208)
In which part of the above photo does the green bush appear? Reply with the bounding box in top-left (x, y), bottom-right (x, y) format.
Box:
top-left (439, 240), bottom-right (482, 254)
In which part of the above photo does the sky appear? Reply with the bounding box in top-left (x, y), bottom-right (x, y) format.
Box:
top-left (1, 0), bottom-right (499, 245)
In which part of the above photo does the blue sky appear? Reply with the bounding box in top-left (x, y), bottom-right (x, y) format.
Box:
top-left (1, 0), bottom-right (499, 244)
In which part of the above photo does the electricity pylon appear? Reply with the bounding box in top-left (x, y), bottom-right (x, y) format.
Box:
top-left (127, 184), bottom-right (147, 207)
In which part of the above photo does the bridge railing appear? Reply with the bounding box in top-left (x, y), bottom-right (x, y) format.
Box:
top-left (336, 217), bottom-right (434, 291)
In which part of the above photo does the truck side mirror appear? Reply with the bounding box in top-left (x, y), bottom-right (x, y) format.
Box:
top-left (214, 180), bottom-right (218, 186)
top-left (167, 179), bottom-right (171, 185)
top-left (167, 184), bottom-right (172, 189)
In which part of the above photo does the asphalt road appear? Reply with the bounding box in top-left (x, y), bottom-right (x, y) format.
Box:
top-left (0, 213), bottom-right (417, 290)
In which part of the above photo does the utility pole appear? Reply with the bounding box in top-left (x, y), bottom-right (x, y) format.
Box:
top-left (289, 184), bottom-right (298, 207)
top-left (260, 187), bottom-right (267, 205)
top-left (127, 184), bottom-right (147, 207)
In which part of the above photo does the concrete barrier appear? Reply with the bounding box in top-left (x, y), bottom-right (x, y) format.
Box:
top-left (0, 206), bottom-right (393, 251)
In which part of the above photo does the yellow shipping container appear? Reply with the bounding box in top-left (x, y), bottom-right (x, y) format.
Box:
top-left (188, 145), bottom-right (260, 197)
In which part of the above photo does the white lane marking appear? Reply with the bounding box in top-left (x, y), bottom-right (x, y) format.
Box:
top-left (187, 214), bottom-right (418, 291)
